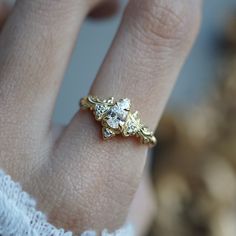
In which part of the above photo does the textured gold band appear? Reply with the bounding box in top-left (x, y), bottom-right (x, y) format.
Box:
top-left (80, 96), bottom-right (157, 146)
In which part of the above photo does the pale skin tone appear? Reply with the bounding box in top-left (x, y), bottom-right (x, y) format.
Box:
top-left (0, 0), bottom-right (202, 234)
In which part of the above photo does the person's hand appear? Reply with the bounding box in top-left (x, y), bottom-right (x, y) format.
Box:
top-left (0, 0), bottom-right (201, 233)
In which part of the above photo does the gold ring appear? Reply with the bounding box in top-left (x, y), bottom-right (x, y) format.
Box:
top-left (80, 95), bottom-right (157, 146)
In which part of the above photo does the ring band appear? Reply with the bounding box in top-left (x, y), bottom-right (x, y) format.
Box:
top-left (80, 96), bottom-right (157, 146)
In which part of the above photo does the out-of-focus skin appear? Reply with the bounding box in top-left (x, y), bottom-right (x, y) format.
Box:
top-left (0, 0), bottom-right (202, 233)
top-left (128, 168), bottom-right (157, 236)
top-left (0, 2), bottom-right (11, 29)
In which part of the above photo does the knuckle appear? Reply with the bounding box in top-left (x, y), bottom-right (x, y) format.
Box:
top-left (126, 0), bottom-right (201, 49)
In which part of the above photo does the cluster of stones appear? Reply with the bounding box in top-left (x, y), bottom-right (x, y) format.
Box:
top-left (94, 98), bottom-right (141, 139)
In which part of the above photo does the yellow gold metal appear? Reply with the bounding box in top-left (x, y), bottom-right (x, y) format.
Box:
top-left (80, 95), bottom-right (157, 146)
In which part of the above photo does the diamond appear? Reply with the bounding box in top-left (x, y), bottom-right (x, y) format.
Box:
top-left (126, 120), bottom-right (139, 135)
top-left (117, 98), bottom-right (130, 110)
top-left (105, 99), bottom-right (130, 129)
top-left (124, 112), bottom-right (140, 135)
top-left (95, 104), bottom-right (109, 119)
top-left (106, 107), bottom-right (127, 129)
top-left (106, 116), bottom-right (120, 129)
top-left (102, 128), bottom-right (114, 139)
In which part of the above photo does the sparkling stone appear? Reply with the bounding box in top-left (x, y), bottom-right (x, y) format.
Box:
top-left (106, 100), bottom-right (130, 129)
top-left (103, 128), bottom-right (114, 139)
top-left (117, 98), bottom-right (130, 110)
top-left (106, 117), bottom-right (120, 129)
top-left (124, 112), bottom-right (140, 135)
top-left (95, 104), bottom-right (109, 119)
top-left (126, 120), bottom-right (139, 134)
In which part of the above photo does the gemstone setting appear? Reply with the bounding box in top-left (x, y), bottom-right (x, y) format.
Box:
top-left (80, 96), bottom-right (157, 145)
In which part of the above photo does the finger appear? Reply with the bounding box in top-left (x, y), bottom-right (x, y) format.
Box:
top-left (54, 0), bottom-right (202, 232)
top-left (0, 0), bottom-right (104, 177)
top-left (0, 0), bottom-right (104, 136)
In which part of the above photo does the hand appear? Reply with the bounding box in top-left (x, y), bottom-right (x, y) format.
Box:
top-left (0, 0), bottom-right (201, 233)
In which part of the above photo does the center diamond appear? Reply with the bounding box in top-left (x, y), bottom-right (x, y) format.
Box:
top-left (105, 98), bottom-right (130, 129)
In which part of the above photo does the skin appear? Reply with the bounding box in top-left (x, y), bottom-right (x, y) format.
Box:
top-left (0, 0), bottom-right (202, 234)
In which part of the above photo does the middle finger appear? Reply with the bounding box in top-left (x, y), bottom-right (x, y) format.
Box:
top-left (55, 0), bottom-right (201, 232)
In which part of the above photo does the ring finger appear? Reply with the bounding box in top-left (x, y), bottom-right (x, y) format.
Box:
top-left (55, 0), bottom-right (202, 232)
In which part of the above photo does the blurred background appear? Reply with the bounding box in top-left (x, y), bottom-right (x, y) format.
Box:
top-left (53, 1), bottom-right (236, 235)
